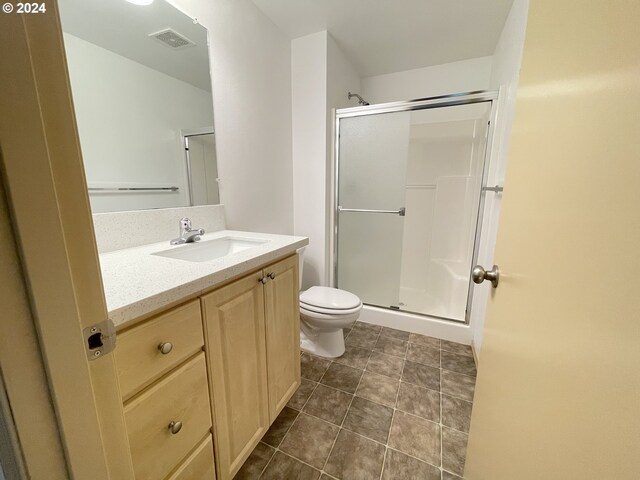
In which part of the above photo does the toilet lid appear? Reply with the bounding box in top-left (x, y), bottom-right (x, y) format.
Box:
top-left (300, 301), bottom-right (362, 316)
top-left (300, 286), bottom-right (362, 310)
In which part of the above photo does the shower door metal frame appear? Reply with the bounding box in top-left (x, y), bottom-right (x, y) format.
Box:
top-left (332, 90), bottom-right (499, 324)
top-left (181, 127), bottom-right (215, 206)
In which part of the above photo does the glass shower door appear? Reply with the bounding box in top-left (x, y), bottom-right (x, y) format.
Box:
top-left (335, 97), bottom-right (494, 322)
top-left (336, 111), bottom-right (410, 308)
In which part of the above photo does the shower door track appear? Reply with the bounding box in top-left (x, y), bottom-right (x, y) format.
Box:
top-left (332, 90), bottom-right (499, 325)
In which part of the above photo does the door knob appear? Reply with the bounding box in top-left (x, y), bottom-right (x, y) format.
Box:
top-left (472, 265), bottom-right (500, 288)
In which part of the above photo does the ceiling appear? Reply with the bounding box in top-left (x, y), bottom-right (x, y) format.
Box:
top-left (58, 0), bottom-right (211, 91)
top-left (252, 0), bottom-right (514, 77)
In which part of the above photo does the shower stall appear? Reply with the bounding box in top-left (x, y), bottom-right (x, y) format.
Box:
top-left (333, 91), bottom-right (498, 324)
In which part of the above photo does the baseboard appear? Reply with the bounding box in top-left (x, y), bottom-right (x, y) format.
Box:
top-left (471, 341), bottom-right (479, 366)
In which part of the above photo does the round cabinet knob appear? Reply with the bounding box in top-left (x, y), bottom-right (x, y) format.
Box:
top-left (471, 265), bottom-right (500, 288)
top-left (158, 342), bottom-right (173, 355)
top-left (168, 421), bottom-right (183, 435)
top-left (259, 276), bottom-right (268, 284)
top-left (268, 272), bottom-right (276, 280)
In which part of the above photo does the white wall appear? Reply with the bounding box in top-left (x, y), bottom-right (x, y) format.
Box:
top-left (325, 35), bottom-right (362, 284)
top-left (471, 0), bottom-right (529, 356)
top-left (361, 56), bottom-right (493, 104)
top-left (169, 0), bottom-right (294, 235)
top-left (292, 31), bottom-right (328, 288)
top-left (291, 32), bottom-right (361, 288)
top-left (63, 33), bottom-right (214, 213)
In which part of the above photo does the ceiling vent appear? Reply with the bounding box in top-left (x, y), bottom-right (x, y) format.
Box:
top-left (149, 28), bottom-right (195, 49)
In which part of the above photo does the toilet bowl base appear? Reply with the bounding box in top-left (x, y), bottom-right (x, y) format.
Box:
top-left (300, 328), bottom-right (346, 358)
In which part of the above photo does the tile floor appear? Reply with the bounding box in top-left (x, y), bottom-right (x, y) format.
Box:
top-left (235, 322), bottom-right (477, 480)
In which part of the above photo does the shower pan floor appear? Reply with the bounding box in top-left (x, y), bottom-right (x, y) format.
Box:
top-left (398, 286), bottom-right (465, 322)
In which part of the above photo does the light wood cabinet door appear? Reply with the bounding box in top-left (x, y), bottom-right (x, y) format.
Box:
top-left (264, 255), bottom-right (301, 422)
top-left (201, 271), bottom-right (270, 480)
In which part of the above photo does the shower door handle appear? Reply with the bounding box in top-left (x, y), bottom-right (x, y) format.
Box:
top-left (338, 206), bottom-right (406, 216)
top-left (472, 265), bottom-right (500, 288)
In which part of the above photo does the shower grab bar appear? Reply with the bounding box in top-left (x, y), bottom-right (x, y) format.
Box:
top-left (338, 206), bottom-right (406, 217)
top-left (88, 186), bottom-right (179, 192)
top-left (482, 185), bottom-right (504, 193)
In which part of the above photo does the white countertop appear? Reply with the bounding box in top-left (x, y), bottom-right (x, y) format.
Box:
top-left (99, 230), bottom-right (308, 329)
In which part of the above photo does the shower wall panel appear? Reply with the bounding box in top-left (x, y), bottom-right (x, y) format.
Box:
top-left (399, 110), bottom-right (488, 320)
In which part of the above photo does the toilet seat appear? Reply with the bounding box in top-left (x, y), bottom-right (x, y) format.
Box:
top-left (299, 306), bottom-right (361, 332)
top-left (300, 286), bottom-right (361, 312)
top-left (300, 302), bottom-right (362, 316)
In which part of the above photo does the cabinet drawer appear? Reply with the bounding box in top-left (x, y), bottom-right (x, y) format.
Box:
top-left (115, 300), bottom-right (204, 400)
top-left (167, 436), bottom-right (216, 480)
top-left (124, 353), bottom-right (212, 480)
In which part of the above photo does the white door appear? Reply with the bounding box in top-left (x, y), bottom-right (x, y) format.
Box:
top-left (465, 1), bottom-right (640, 479)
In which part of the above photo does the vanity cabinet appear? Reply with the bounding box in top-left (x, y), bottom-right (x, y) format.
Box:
top-left (114, 254), bottom-right (300, 480)
top-left (115, 300), bottom-right (214, 480)
top-left (202, 254), bottom-right (300, 480)
top-left (116, 300), bottom-right (204, 402)
top-left (263, 255), bottom-right (301, 421)
top-left (123, 353), bottom-right (212, 480)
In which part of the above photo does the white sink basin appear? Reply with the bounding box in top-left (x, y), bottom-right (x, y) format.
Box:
top-left (152, 236), bottom-right (269, 263)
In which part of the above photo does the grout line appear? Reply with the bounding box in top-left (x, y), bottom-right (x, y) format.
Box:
top-left (298, 378), bottom-right (322, 412)
top-left (380, 446), bottom-right (388, 480)
top-left (305, 380), bottom-right (354, 398)
top-left (380, 327), bottom-right (408, 480)
top-left (255, 444), bottom-right (277, 479)
top-left (385, 445), bottom-right (442, 471)
top-left (440, 370), bottom-right (444, 476)
top-left (283, 410), bottom-right (444, 472)
top-left (332, 347), bottom-right (373, 373)
top-left (260, 368), bottom-right (324, 479)
top-left (343, 327), bottom-right (352, 342)
top-left (319, 323), bottom-right (383, 478)
top-left (440, 366), bottom-right (478, 379)
top-left (257, 399), bottom-right (305, 478)
top-left (263, 325), bottom-right (473, 480)
top-left (403, 339), bottom-right (477, 403)
top-left (266, 447), bottom-right (329, 477)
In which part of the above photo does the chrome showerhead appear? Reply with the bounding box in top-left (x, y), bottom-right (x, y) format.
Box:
top-left (348, 92), bottom-right (370, 106)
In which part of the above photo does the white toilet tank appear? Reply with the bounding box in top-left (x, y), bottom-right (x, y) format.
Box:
top-left (296, 247), bottom-right (305, 290)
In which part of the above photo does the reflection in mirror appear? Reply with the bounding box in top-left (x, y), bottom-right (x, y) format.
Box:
top-left (183, 130), bottom-right (219, 206)
top-left (58, 0), bottom-right (218, 213)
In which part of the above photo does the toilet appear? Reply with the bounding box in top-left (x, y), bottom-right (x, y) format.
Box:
top-left (297, 248), bottom-right (363, 358)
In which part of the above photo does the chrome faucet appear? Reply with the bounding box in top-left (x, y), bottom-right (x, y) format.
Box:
top-left (170, 217), bottom-right (205, 245)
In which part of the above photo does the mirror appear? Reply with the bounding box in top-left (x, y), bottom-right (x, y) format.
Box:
top-left (58, 0), bottom-right (218, 213)
top-left (183, 130), bottom-right (219, 206)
